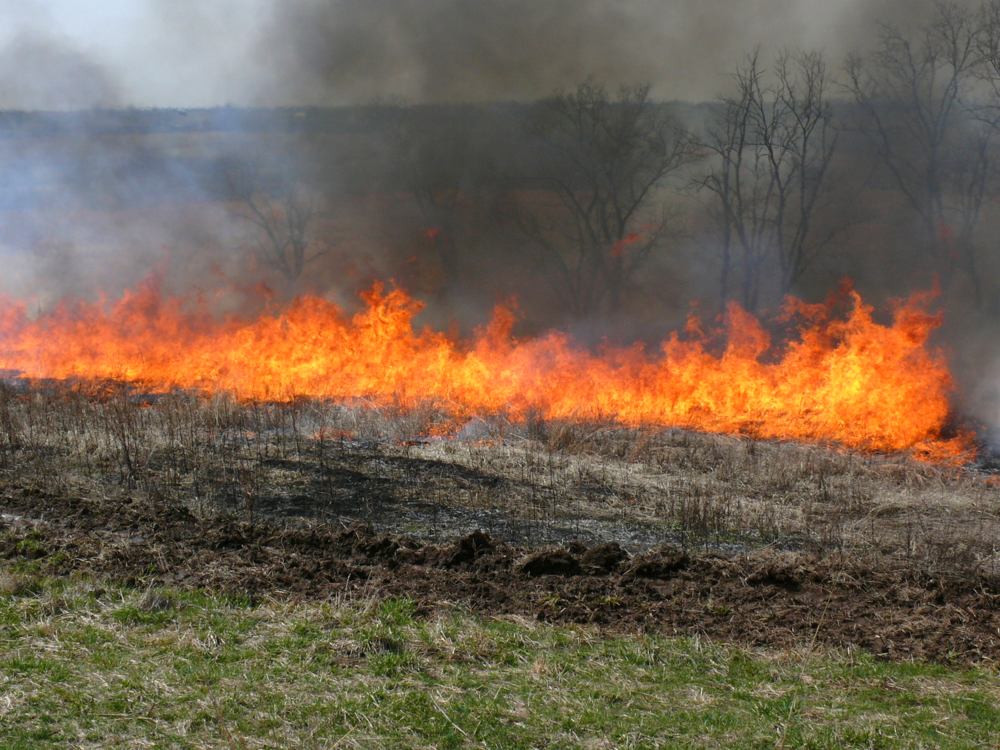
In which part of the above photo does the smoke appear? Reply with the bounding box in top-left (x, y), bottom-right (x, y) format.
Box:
top-left (0, 0), bottom-right (272, 109)
top-left (252, 0), bottom-right (971, 105)
top-left (0, 0), bottom-right (967, 109)
top-left (0, 36), bottom-right (119, 110)
top-left (258, 0), bottom-right (799, 104)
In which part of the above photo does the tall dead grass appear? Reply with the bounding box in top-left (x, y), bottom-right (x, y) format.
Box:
top-left (0, 380), bottom-right (997, 578)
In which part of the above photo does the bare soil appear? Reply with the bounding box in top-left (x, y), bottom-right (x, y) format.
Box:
top-left (3, 477), bottom-right (1000, 665)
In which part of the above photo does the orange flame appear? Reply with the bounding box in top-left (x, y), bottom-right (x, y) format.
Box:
top-left (610, 232), bottom-right (642, 258)
top-left (0, 273), bottom-right (972, 462)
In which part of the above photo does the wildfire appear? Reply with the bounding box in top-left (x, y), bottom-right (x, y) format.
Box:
top-left (0, 273), bottom-right (972, 462)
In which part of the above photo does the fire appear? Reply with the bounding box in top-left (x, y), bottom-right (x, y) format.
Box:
top-left (0, 273), bottom-right (972, 462)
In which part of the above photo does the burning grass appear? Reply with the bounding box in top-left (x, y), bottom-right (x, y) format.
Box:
top-left (0, 275), bottom-right (973, 460)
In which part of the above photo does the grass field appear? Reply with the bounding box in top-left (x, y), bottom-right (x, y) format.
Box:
top-left (2, 572), bottom-right (1000, 749)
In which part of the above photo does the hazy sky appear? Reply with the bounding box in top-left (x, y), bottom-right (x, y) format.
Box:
top-left (0, 0), bottom-right (947, 109)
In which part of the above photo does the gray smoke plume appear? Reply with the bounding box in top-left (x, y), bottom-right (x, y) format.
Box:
top-left (258, 0), bottom-right (804, 104)
top-left (254, 0), bottom-right (962, 104)
top-left (0, 0), bottom-right (964, 108)
top-left (0, 35), bottom-right (119, 110)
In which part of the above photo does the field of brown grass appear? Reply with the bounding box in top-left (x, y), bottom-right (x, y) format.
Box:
top-left (1, 381), bottom-right (999, 661)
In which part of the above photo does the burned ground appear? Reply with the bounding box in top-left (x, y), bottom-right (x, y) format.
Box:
top-left (1, 385), bottom-right (1000, 664)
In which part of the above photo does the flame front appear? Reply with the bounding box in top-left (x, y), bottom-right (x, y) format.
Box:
top-left (0, 273), bottom-right (970, 461)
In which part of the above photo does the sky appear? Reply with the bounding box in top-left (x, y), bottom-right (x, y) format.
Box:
top-left (0, 0), bottom-right (949, 109)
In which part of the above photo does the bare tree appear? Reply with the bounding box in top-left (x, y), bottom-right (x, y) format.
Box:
top-left (519, 81), bottom-right (698, 317)
top-left (699, 48), bottom-right (839, 312)
top-left (968, 0), bottom-right (1000, 303)
top-left (844, 1), bottom-right (992, 303)
top-left (700, 50), bottom-right (774, 312)
top-left (391, 106), bottom-right (480, 295)
top-left (223, 156), bottom-right (328, 288)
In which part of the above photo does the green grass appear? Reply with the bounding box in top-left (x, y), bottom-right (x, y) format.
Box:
top-left (0, 570), bottom-right (998, 748)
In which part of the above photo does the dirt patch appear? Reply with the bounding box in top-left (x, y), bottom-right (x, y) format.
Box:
top-left (517, 548), bottom-right (582, 577)
top-left (581, 541), bottom-right (629, 574)
top-left (620, 547), bottom-right (690, 582)
top-left (2, 485), bottom-right (1000, 665)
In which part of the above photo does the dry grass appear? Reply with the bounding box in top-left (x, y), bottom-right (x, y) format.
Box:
top-left (0, 379), bottom-right (997, 574)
